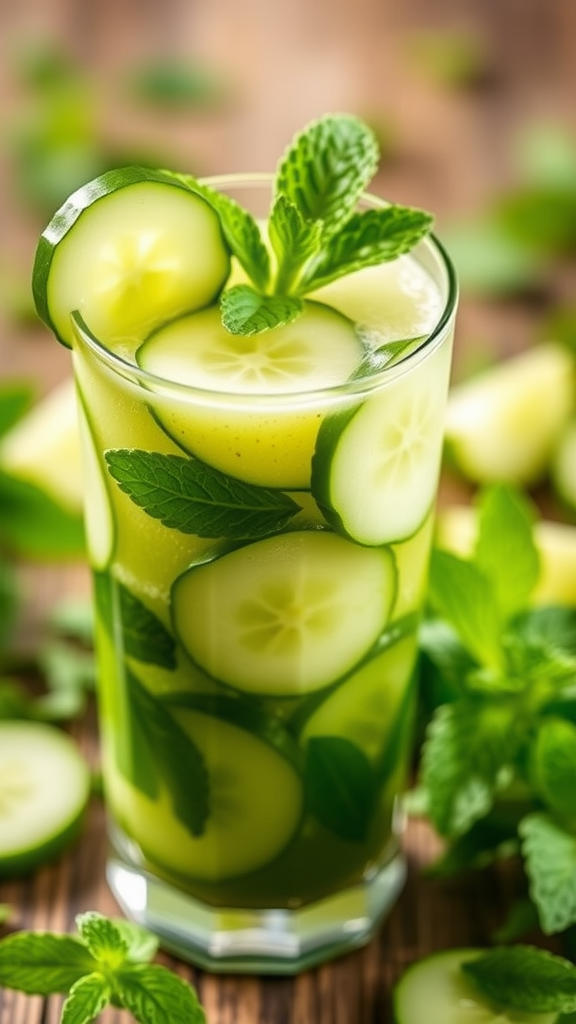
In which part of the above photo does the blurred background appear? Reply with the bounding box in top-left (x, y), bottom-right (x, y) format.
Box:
top-left (1, 0), bottom-right (576, 637)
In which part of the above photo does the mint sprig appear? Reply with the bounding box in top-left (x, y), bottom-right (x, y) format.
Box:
top-left (462, 945), bottom-right (576, 1015)
top-left (195, 113), bottom-right (433, 335)
top-left (0, 912), bottom-right (205, 1024)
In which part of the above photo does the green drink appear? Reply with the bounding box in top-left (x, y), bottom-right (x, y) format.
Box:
top-left (33, 117), bottom-right (457, 972)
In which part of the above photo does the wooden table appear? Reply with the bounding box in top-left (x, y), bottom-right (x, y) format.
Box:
top-left (1, 1), bottom-right (575, 1020)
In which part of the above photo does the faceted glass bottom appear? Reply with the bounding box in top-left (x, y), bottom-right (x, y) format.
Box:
top-left (106, 842), bottom-right (406, 975)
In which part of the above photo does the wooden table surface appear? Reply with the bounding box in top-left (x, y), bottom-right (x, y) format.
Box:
top-left (1, 1), bottom-right (576, 1020)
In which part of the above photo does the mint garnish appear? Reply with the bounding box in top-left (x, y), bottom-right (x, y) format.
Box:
top-left (519, 812), bottom-right (576, 935)
top-left (0, 912), bottom-right (205, 1024)
top-left (105, 449), bottom-right (300, 539)
top-left (462, 945), bottom-right (576, 1015)
top-left (305, 735), bottom-right (377, 842)
top-left (194, 113), bottom-right (433, 335)
top-left (93, 572), bottom-right (176, 670)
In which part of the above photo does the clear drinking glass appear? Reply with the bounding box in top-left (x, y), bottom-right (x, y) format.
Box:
top-left (70, 176), bottom-right (457, 974)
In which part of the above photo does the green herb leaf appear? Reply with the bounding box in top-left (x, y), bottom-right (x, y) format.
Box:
top-left (116, 963), bottom-right (206, 1024)
top-left (0, 470), bottom-right (85, 559)
top-left (520, 812), bottom-right (576, 934)
top-left (302, 205), bottom-right (434, 292)
top-left (60, 972), bottom-right (111, 1024)
top-left (119, 584), bottom-right (176, 669)
top-left (491, 897), bottom-right (540, 943)
top-left (76, 913), bottom-right (128, 968)
top-left (531, 717), bottom-right (576, 822)
top-left (462, 945), bottom-right (576, 1014)
top-left (305, 735), bottom-right (377, 842)
top-left (421, 698), bottom-right (517, 838)
top-left (351, 335), bottom-right (426, 379)
top-left (268, 194), bottom-right (323, 293)
top-left (220, 284), bottom-right (303, 335)
top-left (0, 932), bottom-right (97, 994)
top-left (276, 114), bottom-right (379, 234)
top-left (199, 187), bottom-right (270, 291)
top-left (427, 550), bottom-right (503, 670)
top-left (425, 813), bottom-right (521, 879)
top-left (111, 919), bottom-right (159, 964)
top-left (473, 486), bottom-right (540, 618)
top-left (510, 605), bottom-right (576, 658)
top-left (105, 449), bottom-right (300, 540)
top-left (0, 382), bottom-right (34, 439)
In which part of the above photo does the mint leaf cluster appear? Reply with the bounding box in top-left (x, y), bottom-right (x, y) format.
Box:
top-left (177, 114), bottom-right (433, 335)
top-left (0, 912), bottom-right (205, 1024)
top-left (418, 484), bottom-right (576, 937)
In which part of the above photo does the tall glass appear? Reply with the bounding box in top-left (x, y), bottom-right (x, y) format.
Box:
top-left (70, 177), bottom-right (457, 974)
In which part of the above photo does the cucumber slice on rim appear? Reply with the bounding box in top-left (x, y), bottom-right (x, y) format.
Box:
top-left (136, 301), bottom-right (364, 489)
top-left (393, 949), bottom-right (557, 1024)
top-left (0, 721), bottom-right (90, 877)
top-left (108, 693), bottom-right (303, 882)
top-left (171, 530), bottom-right (397, 697)
top-left (32, 167), bottom-right (230, 349)
top-left (76, 388), bottom-right (115, 570)
top-left (311, 341), bottom-right (451, 545)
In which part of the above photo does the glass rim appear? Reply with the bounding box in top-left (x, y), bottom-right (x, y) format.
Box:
top-left (71, 174), bottom-right (458, 410)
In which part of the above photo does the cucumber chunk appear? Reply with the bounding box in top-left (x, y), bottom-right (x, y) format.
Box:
top-left (33, 167), bottom-right (230, 349)
top-left (552, 416), bottom-right (576, 511)
top-left (76, 389), bottom-right (115, 570)
top-left (393, 949), bottom-right (557, 1024)
top-left (136, 301), bottom-right (364, 488)
top-left (0, 721), bottom-right (90, 876)
top-left (171, 530), bottom-right (397, 696)
top-left (107, 694), bottom-right (303, 881)
top-left (311, 341), bottom-right (451, 545)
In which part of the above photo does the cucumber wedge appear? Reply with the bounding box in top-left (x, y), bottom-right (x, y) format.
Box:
top-left (311, 342), bottom-right (451, 545)
top-left (393, 949), bottom-right (557, 1024)
top-left (0, 721), bottom-right (90, 877)
top-left (108, 694), bottom-right (303, 882)
top-left (136, 301), bottom-right (364, 488)
top-left (32, 167), bottom-right (230, 349)
top-left (171, 530), bottom-right (397, 696)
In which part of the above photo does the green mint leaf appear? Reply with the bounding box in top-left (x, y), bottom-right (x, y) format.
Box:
top-left (116, 963), bottom-right (206, 1024)
top-left (350, 335), bottom-right (426, 379)
top-left (276, 114), bottom-right (379, 234)
top-left (60, 972), bottom-right (111, 1024)
top-left (126, 668), bottom-right (209, 836)
top-left (305, 735), bottom-right (377, 842)
top-left (473, 485), bottom-right (540, 618)
top-left (0, 382), bottom-right (34, 439)
top-left (520, 811), bottom-right (576, 934)
top-left (427, 549), bottom-right (503, 670)
top-left (419, 619), bottom-right (477, 702)
top-left (119, 583), bottom-right (176, 669)
top-left (491, 897), bottom-right (540, 943)
top-left (268, 194), bottom-right (323, 293)
top-left (462, 945), bottom-right (576, 1015)
top-left (425, 813), bottom-right (520, 880)
top-left (105, 449), bottom-right (300, 540)
top-left (75, 912), bottom-right (128, 968)
top-left (0, 932), bottom-right (97, 994)
top-left (198, 185), bottom-right (270, 291)
top-left (510, 605), bottom-right (576, 659)
top-left (531, 717), bottom-right (576, 822)
top-left (301, 205), bottom-right (434, 291)
top-left (0, 470), bottom-right (85, 559)
top-left (220, 284), bottom-right (303, 335)
top-left (111, 919), bottom-right (159, 964)
top-left (421, 697), bottom-right (517, 838)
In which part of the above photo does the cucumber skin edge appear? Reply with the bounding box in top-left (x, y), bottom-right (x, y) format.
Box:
top-left (310, 401), bottom-right (362, 539)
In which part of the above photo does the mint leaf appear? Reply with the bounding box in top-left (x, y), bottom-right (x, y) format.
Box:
top-left (76, 912), bottom-right (128, 968)
top-left (305, 735), bottom-right (376, 842)
top-left (105, 449), bottom-right (299, 540)
top-left (119, 583), bottom-right (176, 669)
top-left (0, 470), bottom-right (85, 559)
top-left (111, 920), bottom-right (159, 964)
top-left (531, 717), bottom-right (576, 822)
top-left (462, 945), bottom-right (576, 1014)
top-left (268, 194), bottom-right (323, 293)
top-left (511, 605), bottom-right (576, 658)
top-left (116, 963), bottom-right (206, 1024)
top-left (421, 697), bottom-right (517, 838)
top-left (520, 812), bottom-right (576, 933)
top-left (125, 668), bottom-right (209, 836)
top-left (302, 205), bottom-right (434, 291)
top-left (0, 382), bottom-right (33, 439)
top-left (276, 114), bottom-right (379, 234)
top-left (473, 486), bottom-right (540, 618)
top-left (61, 972), bottom-right (111, 1024)
top-left (351, 335), bottom-right (426, 379)
top-left (0, 932), bottom-right (97, 994)
top-left (220, 284), bottom-right (302, 335)
top-left (426, 813), bottom-right (520, 879)
top-left (198, 185), bottom-right (270, 291)
top-left (428, 549), bottom-right (503, 670)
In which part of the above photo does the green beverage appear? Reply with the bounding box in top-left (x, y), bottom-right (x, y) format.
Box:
top-left (33, 116), bottom-right (457, 972)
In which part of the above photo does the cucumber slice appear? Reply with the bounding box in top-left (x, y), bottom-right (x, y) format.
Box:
top-left (0, 377), bottom-right (83, 516)
top-left (107, 694), bottom-right (303, 881)
top-left (552, 416), bottom-right (576, 511)
top-left (445, 341), bottom-right (576, 486)
top-left (393, 948), bottom-right (557, 1024)
top-left (0, 721), bottom-right (90, 876)
top-left (300, 633), bottom-right (417, 763)
top-left (76, 389), bottom-right (115, 570)
top-left (171, 530), bottom-right (397, 696)
top-left (136, 301), bottom-right (363, 488)
top-left (311, 341), bottom-right (451, 545)
top-left (33, 167), bottom-right (230, 349)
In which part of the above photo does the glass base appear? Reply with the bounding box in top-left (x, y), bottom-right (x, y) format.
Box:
top-left (106, 850), bottom-right (406, 975)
